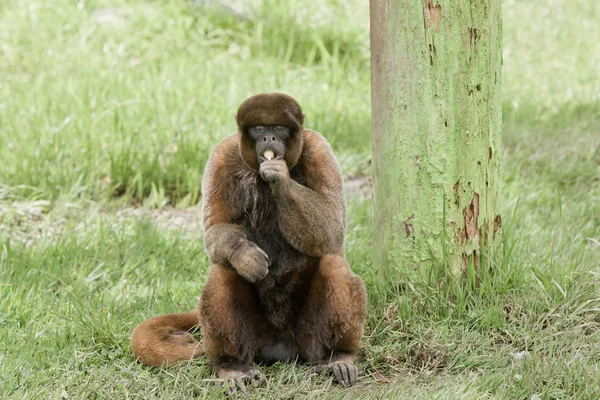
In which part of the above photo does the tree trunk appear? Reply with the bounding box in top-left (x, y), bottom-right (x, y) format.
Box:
top-left (370, 0), bottom-right (503, 280)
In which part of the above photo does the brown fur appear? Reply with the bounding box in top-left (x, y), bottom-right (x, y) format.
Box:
top-left (130, 93), bottom-right (367, 388)
top-left (130, 311), bottom-right (202, 367)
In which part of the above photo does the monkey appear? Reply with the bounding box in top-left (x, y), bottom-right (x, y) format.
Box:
top-left (130, 93), bottom-right (367, 392)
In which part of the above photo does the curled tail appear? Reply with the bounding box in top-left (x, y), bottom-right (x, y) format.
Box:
top-left (131, 310), bottom-right (203, 367)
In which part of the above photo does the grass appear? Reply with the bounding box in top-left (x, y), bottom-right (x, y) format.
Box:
top-left (1, 0), bottom-right (599, 398)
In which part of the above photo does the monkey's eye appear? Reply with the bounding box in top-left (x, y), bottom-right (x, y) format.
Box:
top-left (274, 126), bottom-right (286, 133)
top-left (254, 126), bottom-right (265, 132)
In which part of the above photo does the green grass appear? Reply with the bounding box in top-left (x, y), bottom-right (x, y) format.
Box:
top-left (1, 0), bottom-right (599, 398)
top-left (0, 0), bottom-right (370, 203)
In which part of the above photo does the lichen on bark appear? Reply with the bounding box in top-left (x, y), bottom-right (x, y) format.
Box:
top-left (370, 0), bottom-right (503, 279)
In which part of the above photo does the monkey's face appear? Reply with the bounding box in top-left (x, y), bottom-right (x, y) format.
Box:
top-left (236, 93), bottom-right (304, 170)
top-left (248, 125), bottom-right (290, 163)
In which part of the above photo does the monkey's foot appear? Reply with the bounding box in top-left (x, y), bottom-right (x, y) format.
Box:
top-left (219, 367), bottom-right (266, 395)
top-left (328, 362), bottom-right (358, 387)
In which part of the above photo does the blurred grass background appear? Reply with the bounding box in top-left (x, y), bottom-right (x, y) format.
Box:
top-left (1, 0), bottom-right (599, 398)
top-left (0, 0), bottom-right (371, 203)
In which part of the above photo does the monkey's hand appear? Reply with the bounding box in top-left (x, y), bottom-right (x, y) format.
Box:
top-left (259, 160), bottom-right (289, 188)
top-left (229, 240), bottom-right (269, 283)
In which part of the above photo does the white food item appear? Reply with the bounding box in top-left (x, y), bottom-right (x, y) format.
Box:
top-left (264, 150), bottom-right (275, 160)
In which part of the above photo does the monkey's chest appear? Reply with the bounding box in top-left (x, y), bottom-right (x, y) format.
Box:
top-left (235, 178), bottom-right (298, 265)
top-left (246, 224), bottom-right (314, 330)
top-left (233, 176), bottom-right (313, 329)
top-left (247, 225), bottom-right (297, 303)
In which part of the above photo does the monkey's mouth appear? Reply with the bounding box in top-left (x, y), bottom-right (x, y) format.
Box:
top-left (258, 149), bottom-right (283, 163)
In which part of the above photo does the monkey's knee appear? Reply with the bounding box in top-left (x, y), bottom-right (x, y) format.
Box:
top-left (297, 255), bottom-right (367, 361)
top-left (318, 255), bottom-right (367, 304)
top-left (317, 254), bottom-right (357, 276)
top-left (320, 255), bottom-right (367, 349)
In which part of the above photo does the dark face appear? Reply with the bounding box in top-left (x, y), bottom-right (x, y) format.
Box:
top-left (248, 125), bottom-right (290, 163)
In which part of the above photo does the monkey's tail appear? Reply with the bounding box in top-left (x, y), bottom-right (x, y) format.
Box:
top-left (130, 310), bottom-right (203, 367)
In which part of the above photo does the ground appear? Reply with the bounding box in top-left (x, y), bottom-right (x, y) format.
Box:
top-left (0, 0), bottom-right (599, 398)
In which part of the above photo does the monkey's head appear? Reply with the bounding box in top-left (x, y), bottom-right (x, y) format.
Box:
top-left (236, 93), bottom-right (305, 171)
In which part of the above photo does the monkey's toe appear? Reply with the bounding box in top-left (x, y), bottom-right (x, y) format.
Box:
top-left (220, 368), bottom-right (265, 395)
top-left (329, 362), bottom-right (358, 387)
top-left (244, 368), bottom-right (266, 383)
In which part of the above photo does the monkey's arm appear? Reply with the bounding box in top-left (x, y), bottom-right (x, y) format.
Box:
top-left (202, 137), bottom-right (269, 282)
top-left (277, 181), bottom-right (345, 257)
top-left (261, 131), bottom-right (346, 257)
top-left (203, 223), bottom-right (246, 265)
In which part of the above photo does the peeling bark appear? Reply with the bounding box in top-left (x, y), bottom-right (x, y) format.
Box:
top-left (462, 193), bottom-right (480, 245)
top-left (461, 192), bottom-right (480, 269)
top-left (424, 0), bottom-right (442, 32)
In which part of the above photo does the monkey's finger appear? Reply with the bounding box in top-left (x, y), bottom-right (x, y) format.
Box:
top-left (255, 267), bottom-right (269, 280)
top-left (224, 380), bottom-right (238, 397)
top-left (259, 164), bottom-right (284, 174)
top-left (249, 368), bottom-right (266, 384)
top-left (340, 364), bottom-right (351, 387)
top-left (266, 175), bottom-right (284, 184)
top-left (332, 364), bottom-right (344, 385)
top-left (238, 270), bottom-right (256, 283)
top-left (348, 364), bottom-right (358, 386)
top-left (260, 159), bottom-right (286, 166)
top-left (255, 246), bottom-right (269, 260)
top-left (252, 271), bottom-right (268, 282)
top-left (245, 271), bottom-right (262, 283)
top-left (241, 268), bottom-right (262, 283)
top-left (259, 163), bottom-right (277, 173)
top-left (251, 257), bottom-right (269, 273)
top-left (249, 251), bottom-right (268, 266)
top-left (331, 363), bottom-right (356, 387)
top-left (247, 263), bottom-right (268, 281)
top-left (236, 378), bottom-right (249, 395)
top-left (262, 165), bottom-right (285, 175)
top-left (261, 170), bottom-right (282, 181)
top-left (257, 256), bottom-right (269, 270)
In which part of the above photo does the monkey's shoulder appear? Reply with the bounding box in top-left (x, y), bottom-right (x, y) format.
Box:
top-left (301, 129), bottom-right (334, 157)
top-left (296, 130), bottom-right (344, 191)
top-left (204, 134), bottom-right (242, 171)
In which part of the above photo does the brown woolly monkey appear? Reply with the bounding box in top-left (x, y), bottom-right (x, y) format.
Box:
top-left (130, 93), bottom-right (367, 392)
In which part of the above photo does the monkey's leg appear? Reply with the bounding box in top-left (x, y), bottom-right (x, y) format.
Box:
top-left (198, 264), bottom-right (268, 392)
top-left (296, 254), bottom-right (367, 387)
